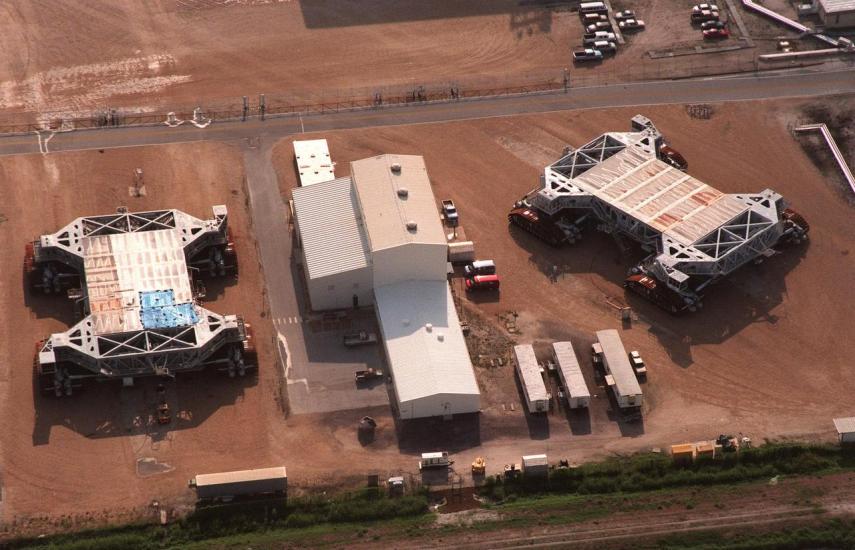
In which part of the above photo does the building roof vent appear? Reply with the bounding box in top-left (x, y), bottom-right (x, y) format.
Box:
top-left (390, 163), bottom-right (402, 174)
top-left (425, 323), bottom-right (433, 332)
top-left (397, 187), bottom-right (409, 198)
top-left (406, 221), bottom-right (418, 232)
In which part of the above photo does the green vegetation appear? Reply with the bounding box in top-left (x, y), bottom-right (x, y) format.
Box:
top-left (480, 443), bottom-right (855, 502)
top-left (651, 518), bottom-right (855, 549)
top-left (9, 490), bottom-right (429, 550)
top-left (9, 443), bottom-right (855, 549)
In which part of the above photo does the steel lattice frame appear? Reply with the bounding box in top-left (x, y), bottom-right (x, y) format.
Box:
top-left (529, 116), bottom-right (803, 301)
top-left (35, 206), bottom-right (244, 382)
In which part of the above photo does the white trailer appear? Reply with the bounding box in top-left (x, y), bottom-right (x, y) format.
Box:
top-left (552, 341), bottom-right (591, 409)
top-left (595, 330), bottom-right (643, 411)
top-left (293, 139), bottom-right (335, 186)
top-left (522, 454), bottom-right (549, 477)
top-left (190, 466), bottom-right (287, 500)
top-left (514, 345), bottom-right (550, 413)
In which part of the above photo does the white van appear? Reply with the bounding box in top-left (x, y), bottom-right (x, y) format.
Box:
top-left (579, 1), bottom-right (607, 14)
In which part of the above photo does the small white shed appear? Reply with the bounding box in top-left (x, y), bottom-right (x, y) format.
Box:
top-left (833, 417), bottom-right (855, 443)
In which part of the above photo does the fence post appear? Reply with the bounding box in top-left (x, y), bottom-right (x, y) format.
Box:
top-left (259, 94), bottom-right (266, 121)
top-left (563, 68), bottom-right (569, 92)
top-left (242, 96), bottom-right (248, 122)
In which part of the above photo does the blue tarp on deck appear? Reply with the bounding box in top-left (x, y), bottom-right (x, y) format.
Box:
top-left (139, 290), bottom-right (199, 329)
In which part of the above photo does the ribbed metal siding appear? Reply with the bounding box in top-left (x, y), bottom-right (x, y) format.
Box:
top-left (292, 177), bottom-right (371, 280)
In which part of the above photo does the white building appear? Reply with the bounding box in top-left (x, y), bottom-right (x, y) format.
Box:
top-left (818, 0), bottom-right (855, 28)
top-left (834, 417), bottom-right (855, 444)
top-left (294, 139), bottom-right (335, 186)
top-left (292, 177), bottom-right (373, 311)
top-left (291, 153), bottom-right (480, 419)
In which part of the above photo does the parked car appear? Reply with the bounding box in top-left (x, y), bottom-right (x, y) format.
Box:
top-left (441, 199), bottom-right (458, 226)
top-left (584, 35), bottom-right (617, 46)
top-left (573, 48), bottom-right (605, 62)
top-left (703, 27), bottom-right (730, 39)
top-left (629, 350), bottom-right (647, 379)
top-left (614, 9), bottom-right (636, 20)
top-left (463, 259), bottom-right (496, 277)
top-left (581, 12), bottom-right (609, 24)
top-left (619, 18), bottom-right (646, 30)
top-left (691, 9), bottom-right (719, 23)
top-left (465, 274), bottom-right (500, 291)
top-left (700, 19), bottom-right (726, 30)
top-left (591, 40), bottom-right (617, 54)
top-left (586, 22), bottom-right (613, 33)
top-left (584, 31), bottom-right (616, 42)
top-left (692, 3), bottom-right (720, 11)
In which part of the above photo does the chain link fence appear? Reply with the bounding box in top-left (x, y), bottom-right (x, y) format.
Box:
top-left (0, 55), bottom-right (823, 137)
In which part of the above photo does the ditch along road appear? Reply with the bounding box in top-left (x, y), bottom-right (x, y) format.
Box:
top-left (0, 65), bottom-right (854, 157)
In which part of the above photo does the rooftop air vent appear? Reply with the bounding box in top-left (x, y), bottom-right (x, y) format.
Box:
top-left (391, 163), bottom-right (402, 174)
top-left (397, 187), bottom-right (409, 198)
top-left (406, 221), bottom-right (418, 232)
top-left (425, 323), bottom-right (433, 332)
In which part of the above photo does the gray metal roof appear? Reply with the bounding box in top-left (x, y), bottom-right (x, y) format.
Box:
top-left (292, 177), bottom-right (372, 280)
top-left (819, 0), bottom-right (855, 13)
top-left (374, 280), bottom-right (479, 404)
top-left (833, 417), bottom-right (855, 434)
top-left (552, 341), bottom-right (591, 400)
top-left (595, 329), bottom-right (642, 398)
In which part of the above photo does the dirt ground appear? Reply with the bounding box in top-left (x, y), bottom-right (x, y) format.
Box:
top-left (272, 96), bottom-right (855, 470)
top-left (0, 0), bottom-right (823, 125)
top-left (2, 96), bottom-right (854, 537)
top-left (0, 142), bottom-right (278, 532)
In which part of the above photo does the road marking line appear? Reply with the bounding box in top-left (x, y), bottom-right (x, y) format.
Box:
top-left (277, 332), bottom-right (308, 390)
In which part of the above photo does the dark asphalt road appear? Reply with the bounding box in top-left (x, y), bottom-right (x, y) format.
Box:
top-left (2, 66), bottom-right (854, 157)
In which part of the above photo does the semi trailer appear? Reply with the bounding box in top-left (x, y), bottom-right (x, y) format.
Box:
top-left (594, 330), bottom-right (642, 421)
top-left (514, 345), bottom-right (550, 413)
top-left (552, 341), bottom-right (591, 409)
top-left (190, 466), bottom-right (287, 501)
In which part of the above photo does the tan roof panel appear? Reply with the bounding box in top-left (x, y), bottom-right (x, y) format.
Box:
top-left (351, 154), bottom-right (446, 252)
top-left (574, 148), bottom-right (749, 247)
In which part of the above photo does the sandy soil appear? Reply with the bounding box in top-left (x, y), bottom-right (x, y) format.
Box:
top-left (3, 97), bottom-right (854, 536)
top-left (0, 0), bottom-right (797, 125)
top-left (273, 97), bottom-right (855, 469)
top-left (0, 142), bottom-right (280, 530)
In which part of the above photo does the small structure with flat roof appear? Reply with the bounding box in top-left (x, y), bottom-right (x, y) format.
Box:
top-left (834, 417), bottom-right (855, 443)
top-left (818, 0), bottom-right (855, 27)
top-left (294, 139), bottom-right (335, 186)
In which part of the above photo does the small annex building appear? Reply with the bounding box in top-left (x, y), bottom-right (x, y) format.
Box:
top-left (817, 0), bottom-right (855, 28)
top-left (291, 153), bottom-right (480, 419)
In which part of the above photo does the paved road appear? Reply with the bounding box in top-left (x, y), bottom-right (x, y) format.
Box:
top-left (2, 66), bottom-right (854, 157)
top-left (242, 140), bottom-right (388, 414)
